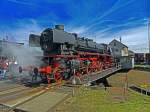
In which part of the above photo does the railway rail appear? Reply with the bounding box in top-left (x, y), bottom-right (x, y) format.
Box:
top-left (0, 84), bottom-right (22, 92)
top-left (0, 82), bottom-right (73, 112)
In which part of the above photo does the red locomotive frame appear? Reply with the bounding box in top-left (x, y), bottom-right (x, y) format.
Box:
top-left (37, 51), bottom-right (114, 84)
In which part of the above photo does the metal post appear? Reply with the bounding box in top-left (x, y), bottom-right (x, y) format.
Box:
top-left (72, 87), bottom-right (75, 97)
top-left (72, 69), bottom-right (76, 96)
top-left (126, 72), bottom-right (128, 89)
top-left (124, 71), bottom-right (128, 100)
top-left (72, 69), bottom-right (76, 85)
top-left (148, 23), bottom-right (150, 53)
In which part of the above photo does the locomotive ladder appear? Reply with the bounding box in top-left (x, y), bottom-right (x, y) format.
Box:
top-left (80, 66), bottom-right (122, 84)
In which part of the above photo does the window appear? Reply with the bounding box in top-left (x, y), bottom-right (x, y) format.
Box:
top-left (116, 49), bottom-right (119, 52)
top-left (114, 42), bottom-right (116, 46)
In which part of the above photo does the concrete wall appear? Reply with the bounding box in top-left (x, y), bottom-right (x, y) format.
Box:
top-left (120, 57), bottom-right (134, 69)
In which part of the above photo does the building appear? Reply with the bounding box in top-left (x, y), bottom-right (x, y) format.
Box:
top-left (145, 53), bottom-right (150, 64)
top-left (109, 39), bottom-right (128, 58)
top-left (0, 40), bottom-right (24, 60)
top-left (134, 53), bottom-right (150, 64)
top-left (109, 39), bottom-right (134, 69)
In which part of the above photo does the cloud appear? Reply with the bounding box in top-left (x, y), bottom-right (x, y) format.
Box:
top-left (0, 19), bottom-right (43, 44)
top-left (121, 26), bottom-right (149, 53)
top-left (97, 25), bottom-right (149, 53)
top-left (82, 0), bottom-right (136, 31)
top-left (6, 0), bottom-right (35, 6)
top-left (66, 26), bottom-right (88, 35)
top-left (68, 21), bottom-right (149, 53)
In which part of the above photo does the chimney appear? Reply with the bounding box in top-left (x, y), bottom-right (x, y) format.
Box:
top-left (119, 36), bottom-right (122, 43)
top-left (55, 25), bottom-right (64, 31)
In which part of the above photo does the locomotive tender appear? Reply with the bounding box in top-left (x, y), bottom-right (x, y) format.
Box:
top-left (29, 25), bottom-right (114, 84)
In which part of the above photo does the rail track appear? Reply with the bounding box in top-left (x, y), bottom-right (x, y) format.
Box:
top-left (0, 87), bottom-right (45, 103)
top-left (0, 81), bottom-right (45, 111)
top-left (0, 83), bottom-right (22, 92)
top-left (0, 82), bottom-right (74, 112)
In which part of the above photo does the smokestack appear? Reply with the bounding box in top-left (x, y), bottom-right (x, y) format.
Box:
top-left (148, 23), bottom-right (150, 53)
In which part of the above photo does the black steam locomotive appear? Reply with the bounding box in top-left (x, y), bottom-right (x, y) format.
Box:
top-left (28, 25), bottom-right (114, 84)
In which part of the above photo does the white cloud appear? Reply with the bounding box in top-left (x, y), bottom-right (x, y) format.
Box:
top-left (121, 26), bottom-right (149, 53)
top-left (67, 26), bottom-right (88, 34)
top-left (6, 0), bottom-right (34, 6)
top-left (96, 25), bottom-right (149, 53)
top-left (68, 24), bottom-right (149, 53)
top-left (85, 0), bottom-right (136, 30)
top-left (0, 19), bottom-right (43, 44)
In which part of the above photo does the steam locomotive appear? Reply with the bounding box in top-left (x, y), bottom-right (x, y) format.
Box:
top-left (29, 25), bottom-right (114, 84)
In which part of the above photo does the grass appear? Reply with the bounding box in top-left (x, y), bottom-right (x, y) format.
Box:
top-left (54, 70), bottom-right (150, 112)
top-left (55, 87), bottom-right (150, 112)
top-left (108, 70), bottom-right (150, 90)
top-left (134, 64), bottom-right (150, 68)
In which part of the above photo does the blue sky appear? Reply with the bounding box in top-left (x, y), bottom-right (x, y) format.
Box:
top-left (0, 0), bottom-right (150, 52)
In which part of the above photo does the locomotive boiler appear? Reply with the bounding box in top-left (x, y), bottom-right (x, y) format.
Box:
top-left (29, 25), bottom-right (114, 84)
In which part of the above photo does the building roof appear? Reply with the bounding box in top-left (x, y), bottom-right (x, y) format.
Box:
top-left (128, 50), bottom-right (134, 56)
top-left (0, 40), bottom-right (24, 45)
top-left (109, 39), bottom-right (128, 48)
